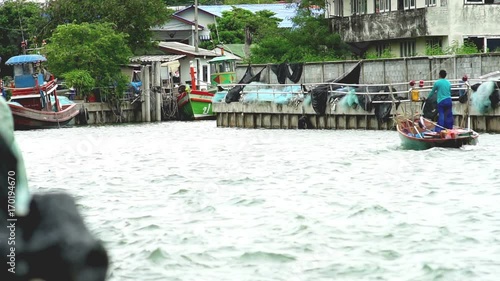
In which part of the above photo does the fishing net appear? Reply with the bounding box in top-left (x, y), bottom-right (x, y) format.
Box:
top-left (472, 81), bottom-right (496, 114)
top-left (240, 83), bottom-right (301, 105)
top-left (224, 66), bottom-right (264, 103)
top-left (338, 88), bottom-right (359, 110)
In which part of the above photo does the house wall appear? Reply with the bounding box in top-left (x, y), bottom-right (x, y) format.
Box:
top-left (176, 9), bottom-right (217, 28)
top-left (177, 57), bottom-right (213, 88)
top-left (328, 0), bottom-right (500, 55)
top-left (152, 25), bottom-right (210, 46)
top-left (448, 2), bottom-right (500, 51)
top-left (152, 9), bottom-right (215, 45)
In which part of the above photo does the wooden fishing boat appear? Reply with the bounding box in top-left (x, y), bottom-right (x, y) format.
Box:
top-left (3, 54), bottom-right (80, 130)
top-left (396, 115), bottom-right (479, 150)
top-left (177, 55), bottom-right (237, 120)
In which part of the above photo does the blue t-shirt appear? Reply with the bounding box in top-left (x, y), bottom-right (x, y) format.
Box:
top-left (428, 78), bottom-right (451, 103)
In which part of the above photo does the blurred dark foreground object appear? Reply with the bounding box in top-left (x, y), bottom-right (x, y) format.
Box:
top-left (2, 193), bottom-right (109, 281)
top-left (1, 96), bottom-right (109, 281)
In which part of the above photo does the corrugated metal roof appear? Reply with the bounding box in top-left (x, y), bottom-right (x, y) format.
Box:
top-left (213, 47), bottom-right (242, 60)
top-left (216, 44), bottom-right (247, 59)
top-left (129, 55), bottom-right (186, 63)
top-left (158, 42), bottom-right (218, 57)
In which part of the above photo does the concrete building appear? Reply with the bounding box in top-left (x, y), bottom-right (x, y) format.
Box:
top-left (326, 0), bottom-right (500, 57)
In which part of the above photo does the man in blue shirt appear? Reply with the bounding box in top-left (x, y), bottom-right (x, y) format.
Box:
top-left (428, 70), bottom-right (453, 132)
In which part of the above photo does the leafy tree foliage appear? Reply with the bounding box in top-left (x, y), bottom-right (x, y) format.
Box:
top-left (44, 22), bottom-right (133, 99)
top-left (0, 0), bottom-right (47, 75)
top-left (43, 0), bottom-right (172, 53)
top-left (250, 8), bottom-right (350, 63)
top-left (63, 70), bottom-right (95, 98)
top-left (163, 0), bottom-right (275, 5)
top-left (199, 7), bottom-right (281, 50)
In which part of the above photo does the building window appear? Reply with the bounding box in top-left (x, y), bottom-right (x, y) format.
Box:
top-left (426, 38), bottom-right (442, 48)
top-left (352, 0), bottom-right (367, 15)
top-left (203, 65), bottom-right (208, 83)
top-left (376, 43), bottom-right (391, 56)
top-left (403, 0), bottom-right (416, 9)
top-left (464, 37), bottom-right (484, 52)
top-left (465, 0), bottom-right (500, 3)
top-left (487, 38), bottom-right (500, 52)
top-left (425, 38), bottom-right (443, 55)
top-left (375, 0), bottom-right (391, 12)
top-left (425, 0), bottom-right (437, 6)
top-left (400, 41), bottom-right (416, 57)
top-left (332, 0), bottom-right (344, 16)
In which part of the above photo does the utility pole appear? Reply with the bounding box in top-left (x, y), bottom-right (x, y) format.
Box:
top-left (194, 0), bottom-right (199, 53)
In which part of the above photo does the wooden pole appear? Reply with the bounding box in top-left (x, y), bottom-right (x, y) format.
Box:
top-left (194, 0), bottom-right (199, 53)
top-left (154, 62), bottom-right (162, 122)
top-left (140, 66), bottom-right (145, 121)
top-left (144, 65), bottom-right (151, 122)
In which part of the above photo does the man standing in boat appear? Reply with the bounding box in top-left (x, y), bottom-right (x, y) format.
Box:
top-left (427, 70), bottom-right (453, 132)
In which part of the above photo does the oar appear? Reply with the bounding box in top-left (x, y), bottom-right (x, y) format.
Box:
top-left (403, 117), bottom-right (424, 138)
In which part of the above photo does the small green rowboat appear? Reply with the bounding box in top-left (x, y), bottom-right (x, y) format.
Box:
top-left (396, 116), bottom-right (479, 150)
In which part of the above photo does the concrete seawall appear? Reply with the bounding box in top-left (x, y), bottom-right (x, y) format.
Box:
top-left (213, 101), bottom-right (500, 132)
top-left (219, 54), bottom-right (500, 132)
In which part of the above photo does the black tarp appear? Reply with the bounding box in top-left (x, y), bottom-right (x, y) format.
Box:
top-left (356, 85), bottom-right (389, 112)
top-left (271, 63), bottom-right (289, 84)
top-left (310, 62), bottom-right (362, 115)
top-left (271, 62), bottom-right (304, 84)
top-left (370, 86), bottom-right (399, 122)
top-left (490, 88), bottom-right (500, 109)
top-left (422, 93), bottom-right (438, 120)
top-left (225, 66), bottom-right (264, 103)
top-left (288, 63), bottom-right (303, 83)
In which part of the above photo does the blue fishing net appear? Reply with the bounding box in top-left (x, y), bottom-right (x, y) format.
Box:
top-left (239, 83), bottom-right (301, 104)
top-left (472, 81), bottom-right (495, 114)
top-left (339, 88), bottom-right (359, 109)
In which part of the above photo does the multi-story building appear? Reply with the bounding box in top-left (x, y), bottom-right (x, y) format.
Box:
top-left (326, 0), bottom-right (500, 57)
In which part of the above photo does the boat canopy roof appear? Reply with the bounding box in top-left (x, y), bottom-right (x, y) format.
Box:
top-left (208, 56), bottom-right (237, 64)
top-left (6, 54), bottom-right (47, 65)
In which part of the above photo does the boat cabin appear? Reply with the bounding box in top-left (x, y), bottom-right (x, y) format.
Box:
top-left (208, 56), bottom-right (237, 85)
top-left (6, 55), bottom-right (48, 88)
top-left (5, 54), bottom-right (59, 111)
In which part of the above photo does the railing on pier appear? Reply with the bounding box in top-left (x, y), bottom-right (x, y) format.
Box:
top-left (212, 78), bottom-right (479, 106)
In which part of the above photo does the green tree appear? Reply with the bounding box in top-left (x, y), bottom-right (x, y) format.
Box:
top-left (44, 22), bottom-right (133, 100)
top-left (43, 0), bottom-right (172, 53)
top-left (248, 35), bottom-right (293, 63)
top-left (249, 8), bottom-right (350, 63)
top-left (0, 0), bottom-right (48, 75)
top-left (200, 7), bottom-right (281, 50)
top-left (63, 70), bottom-right (95, 98)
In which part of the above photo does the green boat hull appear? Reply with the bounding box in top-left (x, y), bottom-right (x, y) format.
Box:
top-left (397, 126), bottom-right (479, 150)
top-left (177, 91), bottom-right (215, 120)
